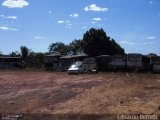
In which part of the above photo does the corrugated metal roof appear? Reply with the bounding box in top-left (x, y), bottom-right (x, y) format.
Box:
top-left (0, 56), bottom-right (21, 59)
top-left (60, 54), bottom-right (88, 59)
top-left (45, 54), bottom-right (62, 57)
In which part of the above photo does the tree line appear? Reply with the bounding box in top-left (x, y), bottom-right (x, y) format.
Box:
top-left (48, 28), bottom-right (124, 56)
top-left (0, 46), bottom-right (44, 68)
top-left (0, 28), bottom-right (125, 68)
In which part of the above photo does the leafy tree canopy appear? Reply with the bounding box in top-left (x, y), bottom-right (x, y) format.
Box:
top-left (69, 39), bottom-right (84, 55)
top-left (20, 46), bottom-right (30, 60)
top-left (82, 28), bottom-right (124, 56)
top-left (48, 28), bottom-right (125, 56)
top-left (9, 51), bottom-right (21, 57)
top-left (48, 42), bottom-right (70, 55)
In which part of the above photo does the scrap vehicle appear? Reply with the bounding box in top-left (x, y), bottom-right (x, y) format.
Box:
top-left (59, 54), bottom-right (88, 71)
top-left (108, 54), bottom-right (127, 71)
top-left (67, 61), bottom-right (84, 74)
top-left (83, 57), bottom-right (98, 73)
top-left (68, 57), bottom-right (98, 74)
top-left (96, 55), bottom-right (111, 71)
top-left (149, 56), bottom-right (160, 73)
top-left (127, 53), bottom-right (150, 72)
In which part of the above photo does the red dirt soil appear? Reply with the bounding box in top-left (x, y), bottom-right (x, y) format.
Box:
top-left (0, 70), bottom-right (159, 114)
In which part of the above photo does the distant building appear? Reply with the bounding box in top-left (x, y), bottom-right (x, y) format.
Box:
top-left (44, 54), bottom-right (62, 71)
top-left (0, 56), bottom-right (22, 69)
top-left (59, 54), bottom-right (88, 71)
top-left (44, 54), bottom-right (88, 71)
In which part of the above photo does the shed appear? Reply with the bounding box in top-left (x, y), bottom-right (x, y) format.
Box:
top-left (44, 54), bottom-right (62, 70)
top-left (59, 54), bottom-right (88, 71)
top-left (0, 56), bottom-right (22, 69)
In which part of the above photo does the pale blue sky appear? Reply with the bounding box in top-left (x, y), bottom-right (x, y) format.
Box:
top-left (0, 0), bottom-right (160, 55)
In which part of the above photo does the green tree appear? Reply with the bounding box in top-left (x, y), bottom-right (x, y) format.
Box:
top-left (20, 46), bottom-right (30, 62)
top-left (110, 39), bottom-right (125, 55)
top-left (48, 42), bottom-right (69, 55)
top-left (69, 39), bottom-right (84, 55)
top-left (34, 52), bottom-right (44, 64)
top-left (27, 52), bottom-right (44, 68)
top-left (148, 53), bottom-right (157, 57)
top-left (82, 28), bottom-right (124, 56)
top-left (10, 51), bottom-right (21, 57)
top-left (0, 51), bottom-right (2, 56)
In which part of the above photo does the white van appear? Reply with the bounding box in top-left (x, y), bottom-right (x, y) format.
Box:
top-left (67, 61), bottom-right (84, 74)
top-left (67, 57), bottom-right (98, 74)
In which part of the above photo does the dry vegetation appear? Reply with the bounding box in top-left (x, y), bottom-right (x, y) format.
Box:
top-left (0, 70), bottom-right (160, 115)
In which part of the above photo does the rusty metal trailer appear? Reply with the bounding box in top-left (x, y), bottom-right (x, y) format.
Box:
top-left (127, 53), bottom-right (150, 71)
top-left (96, 55), bottom-right (111, 71)
top-left (108, 54), bottom-right (127, 71)
top-left (149, 56), bottom-right (160, 73)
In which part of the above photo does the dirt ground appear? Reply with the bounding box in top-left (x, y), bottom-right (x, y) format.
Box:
top-left (0, 70), bottom-right (160, 114)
